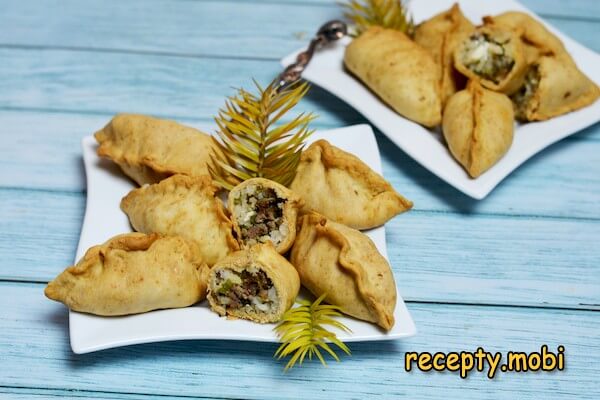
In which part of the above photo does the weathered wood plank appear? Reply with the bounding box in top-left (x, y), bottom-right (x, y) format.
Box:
top-left (387, 211), bottom-right (600, 309)
top-left (0, 0), bottom-right (598, 60)
top-left (242, 0), bottom-right (600, 20)
top-left (0, 0), bottom-right (338, 59)
top-left (379, 124), bottom-right (600, 219)
top-left (0, 282), bottom-right (597, 399)
top-left (0, 0), bottom-right (598, 399)
top-left (1, 110), bottom-right (598, 220)
top-left (0, 189), bottom-right (84, 281)
top-left (2, 188), bottom-right (597, 309)
top-left (0, 48), bottom-right (359, 126)
top-left (0, 38), bottom-right (598, 220)
top-left (522, 0), bottom-right (600, 18)
top-left (0, 388), bottom-right (200, 400)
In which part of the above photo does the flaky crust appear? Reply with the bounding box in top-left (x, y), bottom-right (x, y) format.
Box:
top-left (120, 174), bottom-right (239, 266)
top-left (344, 26), bottom-right (442, 127)
top-left (443, 80), bottom-right (514, 178)
top-left (228, 178), bottom-right (303, 254)
top-left (454, 24), bottom-right (528, 95)
top-left (95, 113), bottom-right (222, 186)
top-left (415, 3), bottom-right (475, 105)
top-left (44, 233), bottom-right (208, 316)
top-left (290, 213), bottom-right (396, 331)
top-left (207, 243), bottom-right (300, 323)
top-left (518, 56), bottom-right (600, 121)
top-left (290, 140), bottom-right (412, 230)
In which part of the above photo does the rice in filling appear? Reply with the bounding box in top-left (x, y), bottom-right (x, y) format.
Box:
top-left (213, 267), bottom-right (278, 313)
top-left (232, 185), bottom-right (288, 247)
top-left (462, 33), bottom-right (514, 84)
top-left (511, 65), bottom-right (540, 118)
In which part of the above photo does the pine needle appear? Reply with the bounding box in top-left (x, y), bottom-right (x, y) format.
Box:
top-left (274, 293), bottom-right (351, 371)
top-left (209, 79), bottom-right (315, 190)
top-left (342, 0), bottom-right (415, 37)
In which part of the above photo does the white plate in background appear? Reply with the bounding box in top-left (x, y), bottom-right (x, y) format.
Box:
top-left (281, 0), bottom-right (600, 199)
top-left (70, 124), bottom-right (417, 354)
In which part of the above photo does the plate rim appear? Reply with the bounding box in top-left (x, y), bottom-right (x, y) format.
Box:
top-left (70, 124), bottom-right (417, 354)
top-left (280, 0), bottom-right (600, 200)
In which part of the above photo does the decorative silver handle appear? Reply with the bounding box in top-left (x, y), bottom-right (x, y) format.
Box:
top-left (277, 20), bottom-right (348, 90)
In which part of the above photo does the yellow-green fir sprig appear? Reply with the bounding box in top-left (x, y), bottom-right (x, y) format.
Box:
top-left (209, 79), bottom-right (315, 190)
top-left (342, 0), bottom-right (415, 37)
top-left (274, 293), bottom-right (351, 371)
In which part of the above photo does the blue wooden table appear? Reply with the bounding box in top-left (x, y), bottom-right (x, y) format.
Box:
top-left (1, 0), bottom-right (599, 398)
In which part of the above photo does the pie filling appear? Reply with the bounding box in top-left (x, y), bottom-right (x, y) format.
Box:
top-left (511, 65), bottom-right (540, 116)
top-left (232, 185), bottom-right (288, 247)
top-left (462, 33), bottom-right (515, 84)
top-left (213, 267), bottom-right (277, 313)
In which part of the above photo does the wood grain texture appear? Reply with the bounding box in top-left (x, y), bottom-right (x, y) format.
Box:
top-left (0, 388), bottom-right (198, 400)
top-left (0, 0), bottom-right (337, 59)
top-left (2, 187), bottom-right (598, 309)
top-left (3, 41), bottom-right (597, 130)
top-left (521, 0), bottom-right (600, 18)
top-left (0, 282), bottom-right (598, 399)
top-left (240, 0), bottom-right (600, 20)
top-left (0, 47), bottom-right (363, 126)
top-left (1, 0), bottom-right (599, 397)
top-left (1, 110), bottom-right (599, 219)
top-left (0, 189), bottom-right (84, 282)
top-left (0, 0), bottom-right (598, 60)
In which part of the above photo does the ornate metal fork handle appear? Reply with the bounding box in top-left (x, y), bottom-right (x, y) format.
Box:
top-left (277, 20), bottom-right (348, 90)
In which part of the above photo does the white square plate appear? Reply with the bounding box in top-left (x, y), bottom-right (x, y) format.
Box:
top-left (71, 124), bottom-right (417, 354)
top-left (282, 0), bottom-right (600, 199)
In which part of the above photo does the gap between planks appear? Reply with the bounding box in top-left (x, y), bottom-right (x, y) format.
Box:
top-left (0, 43), bottom-right (278, 62)
top-left (0, 385), bottom-right (240, 400)
top-left (1, 185), bottom-right (599, 223)
top-left (98, 0), bottom-right (600, 24)
top-left (3, 279), bottom-right (597, 313)
top-left (1, 105), bottom-right (598, 143)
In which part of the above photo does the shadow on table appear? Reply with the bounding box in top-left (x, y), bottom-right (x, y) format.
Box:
top-left (377, 133), bottom-right (482, 214)
top-left (305, 86), bottom-right (482, 214)
top-left (306, 85), bottom-right (600, 214)
top-left (304, 85), bottom-right (367, 127)
top-left (51, 126), bottom-right (406, 374)
top-left (48, 307), bottom-right (406, 375)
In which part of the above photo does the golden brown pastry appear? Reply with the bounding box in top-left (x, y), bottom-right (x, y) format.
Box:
top-left (487, 12), bottom-right (567, 63)
top-left (290, 213), bottom-right (397, 331)
top-left (207, 243), bottom-right (300, 323)
top-left (95, 113), bottom-right (222, 186)
top-left (454, 24), bottom-right (527, 94)
top-left (120, 174), bottom-right (239, 266)
top-left (486, 13), bottom-right (599, 119)
top-left (414, 3), bottom-right (475, 104)
top-left (45, 233), bottom-right (208, 316)
top-left (228, 178), bottom-right (303, 254)
top-left (344, 26), bottom-right (442, 127)
top-left (290, 140), bottom-right (412, 230)
top-left (511, 55), bottom-right (600, 121)
top-left (443, 80), bottom-right (514, 178)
